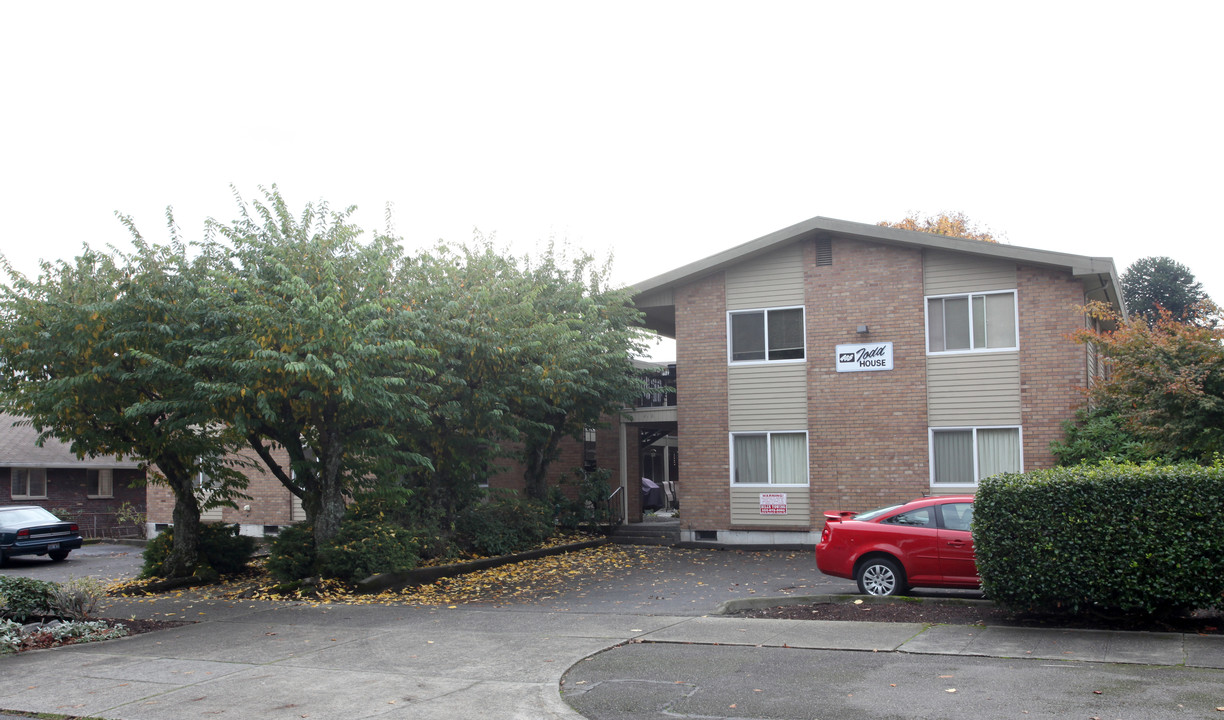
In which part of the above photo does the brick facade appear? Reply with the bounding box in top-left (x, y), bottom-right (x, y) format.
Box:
top-left (146, 445), bottom-right (300, 532)
top-left (807, 238), bottom-right (930, 513)
top-left (1016, 264), bottom-right (1090, 470)
top-left (3, 467), bottom-right (145, 538)
top-left (674, 272), bottom-right (730, 535)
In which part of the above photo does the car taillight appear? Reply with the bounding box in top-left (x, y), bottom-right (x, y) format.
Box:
top-left (820, 524), bottom-right (830, 544)
top-left (70, 523), bottom-right (79, 532)
top-left (17, 528), bottom-right (29, 538)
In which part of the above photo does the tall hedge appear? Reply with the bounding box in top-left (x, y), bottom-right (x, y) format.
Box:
top-left (974, 462), bottom-right (1224, 616)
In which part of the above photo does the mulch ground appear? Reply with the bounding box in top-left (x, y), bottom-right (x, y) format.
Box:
top-left (736, 600), bottom-right (1224, 635)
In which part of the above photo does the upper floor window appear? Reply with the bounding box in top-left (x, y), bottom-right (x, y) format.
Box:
top-left (728, 307), bottom-right (805, 363)
top-left (926, 291), bottom-right (1017, 353)
top-left (11, 467), bottom-right (47, 499)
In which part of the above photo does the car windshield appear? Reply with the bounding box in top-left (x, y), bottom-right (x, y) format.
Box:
top-left (0, 507), bottom-right (61, 525)
top-left (851, 503), bottom-right (907, 522)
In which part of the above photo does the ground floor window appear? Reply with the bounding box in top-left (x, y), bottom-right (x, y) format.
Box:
top-left (930, 426), bottom-right (1022, 486)
top-left (88, 468), bottom-right (114, 498)
top-left (11, 467), bottom-right (48, 499)
top-left (731, 431), bottom-right (808, 485)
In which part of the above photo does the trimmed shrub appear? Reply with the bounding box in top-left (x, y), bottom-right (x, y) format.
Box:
top-left (456, 491), bottom-right (553, 557)
top-left (140, 523), bottom-right (257, 579)
top-left (266, 524), bottom-right (317, 582)
top-left (0, 576), bottom-right (57, 622)
top-left (315, 515), bottom-right (420, 583)
top-left (975, 462), bottom-right (1224, 617)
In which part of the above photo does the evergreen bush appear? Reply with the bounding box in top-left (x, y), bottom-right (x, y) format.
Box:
top-left (140, 523), bottom-right (256, 579)
top-left (975, 462), bottom-right (1224, 617)
top-left (314, 515), bottom-right (420, 582)
top-left (266, 524), bottom-right (317, 581)
top-left (0, 576), bottom-right (57, 622)
top-left (456, 491), bottom-right (553, 556)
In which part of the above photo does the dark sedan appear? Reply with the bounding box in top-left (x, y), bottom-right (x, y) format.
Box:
top-left (0, 505), bottom-right (84, 564)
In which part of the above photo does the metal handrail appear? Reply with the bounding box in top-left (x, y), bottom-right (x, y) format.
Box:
top-left (605, 486), bottom-right (624, 535)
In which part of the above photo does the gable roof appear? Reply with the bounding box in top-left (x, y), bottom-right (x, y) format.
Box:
top-left (0, 414), bottom-right (142, 468)
top-left (631, 215), bottom-right (1122, 338)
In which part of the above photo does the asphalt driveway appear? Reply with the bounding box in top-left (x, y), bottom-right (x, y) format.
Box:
top-left (0, 541), bottom-right (144, 583)
top-left (7, 543), bottom-right (1219, 720)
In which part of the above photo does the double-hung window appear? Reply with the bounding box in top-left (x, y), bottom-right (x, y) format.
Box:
top-left (927, 291), bottom-right (1017, 353)
top-left (11, 468), bottom-right (47, 499)
top-left (731, 431), bottom-right (808, 485)
top-left (930, 427), bottom-right (1022, 486)
top-left (729, 307), bottom-right (805, 363)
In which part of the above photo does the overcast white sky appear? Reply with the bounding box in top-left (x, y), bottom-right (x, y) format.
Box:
top-left (3, 1), bottom-right (1221, 358)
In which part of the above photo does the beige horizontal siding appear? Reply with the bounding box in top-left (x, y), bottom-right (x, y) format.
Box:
top-left (728, 363), bottom-right (807, 431)
top-left (730, 486), bottom-right (811, 525)
top-left (200, 499), bottom-right (224, 522)
top-left (726, 243), bottom-right (805, 310)
top-left (927, 352), bottom-right (1021, 426)
top-left (923, 250), bottom-right (1017, 296)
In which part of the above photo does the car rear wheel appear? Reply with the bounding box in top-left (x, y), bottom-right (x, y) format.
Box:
top-left (49, 550), bottom-right (69, 562)
top-left (856, 557), bottom-right (905, 596)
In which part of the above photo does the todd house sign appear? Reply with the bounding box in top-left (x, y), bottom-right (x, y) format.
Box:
top-left (835, 342), bottom-right (894, 372)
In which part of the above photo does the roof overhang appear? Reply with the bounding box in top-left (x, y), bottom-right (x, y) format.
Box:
top-left (631, 215), bottom-right (1124, 337)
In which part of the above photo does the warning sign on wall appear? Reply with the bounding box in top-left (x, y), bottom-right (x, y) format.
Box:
top-left (759, 493), bottom-right (787, 515)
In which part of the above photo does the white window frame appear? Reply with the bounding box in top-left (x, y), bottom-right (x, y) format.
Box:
top-left (194, 471), bottom-right (216, 491)
top-left (87, 468), bottom-right (114, 499)
top-left (924, 290), bottom-right (1019, 355)
top-left (727, 306), bottom-right (806, 365)
top-left (928, 426), bottom-right (1024, 487)
top-left (11, 467), bottom-right (48, 499)
top-left (728, 431), bottom-right (810, 486)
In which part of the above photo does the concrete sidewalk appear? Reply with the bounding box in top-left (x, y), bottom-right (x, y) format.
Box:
top-left (3, 594), bottom-right (1224, 720)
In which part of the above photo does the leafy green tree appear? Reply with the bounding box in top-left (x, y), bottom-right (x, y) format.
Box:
top-left (403, 241), bottom-right (649, 506)
top-left (1120, 256), bottom-right (1209, 321)
top-left (1072, 301), bottom-right (1224, 463)
top-left (507, 246), bottom-right (649, 500)
top-left (394, 243), bottom-right (529, 519)
top-left (0, 236), bottom-right (248, 578)
top-left (199, 187), bottom-right (439, 548)
top-left (878, 211), bottom-right (1000, 243)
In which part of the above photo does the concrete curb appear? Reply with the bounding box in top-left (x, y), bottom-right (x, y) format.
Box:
top-left (713, 593), bottom-right (998, 615)
top-left (355, 537), bottom-right (610, 593)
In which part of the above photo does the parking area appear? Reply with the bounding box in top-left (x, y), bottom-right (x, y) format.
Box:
top-left (0, 541), bottom-right (144, 584)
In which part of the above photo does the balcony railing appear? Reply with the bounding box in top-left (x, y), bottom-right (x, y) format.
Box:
top-left (637, 364), bottom-right (677, 408)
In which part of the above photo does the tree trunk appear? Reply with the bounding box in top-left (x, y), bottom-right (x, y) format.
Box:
top-left (311, 432), bottom-right (347, 549)
top-left (162, 469), bottom-right (202, 578)
top-left (523, 430), bottom-right (562, 501)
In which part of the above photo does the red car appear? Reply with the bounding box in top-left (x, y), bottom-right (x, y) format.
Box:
top-left (816, 495), bottom-right (978, 596)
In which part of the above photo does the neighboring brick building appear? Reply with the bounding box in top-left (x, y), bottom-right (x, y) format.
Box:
top-left (629, 216), bottom-right (1122, 545)
top-left (0, 413), bottom-right (146, 538)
